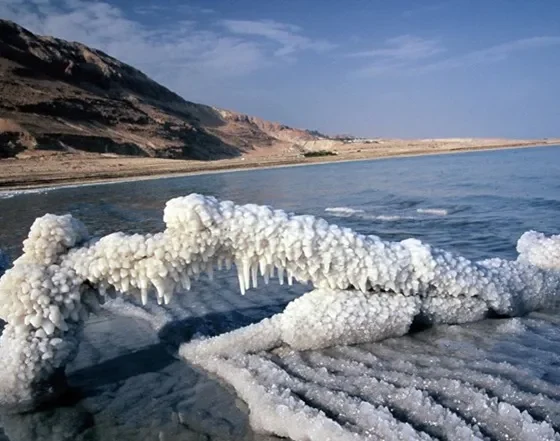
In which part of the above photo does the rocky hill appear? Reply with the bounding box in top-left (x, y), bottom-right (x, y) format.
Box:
top-left (0, 19), bottom-right (325, 160)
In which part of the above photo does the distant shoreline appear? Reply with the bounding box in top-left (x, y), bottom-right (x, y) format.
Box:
top-left (0, 140), bottom-right (558, 192)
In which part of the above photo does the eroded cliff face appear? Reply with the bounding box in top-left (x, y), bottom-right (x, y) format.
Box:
top-left (0, 20), bottom-right (325, 161)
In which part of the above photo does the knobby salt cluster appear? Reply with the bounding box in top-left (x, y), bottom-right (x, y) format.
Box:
top-left (0, 194), bottom-right (559, 411)
top-left (0, 215), bottom-right (98, 411)
top-left (517, 230), bottom-right (560, 270)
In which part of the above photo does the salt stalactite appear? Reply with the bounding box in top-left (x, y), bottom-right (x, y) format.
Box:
top-left (0, 193), bottom-right (559, 411)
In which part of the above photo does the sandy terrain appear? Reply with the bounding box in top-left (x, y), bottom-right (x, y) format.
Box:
top-left (0, 138), bottom-right (558, 190)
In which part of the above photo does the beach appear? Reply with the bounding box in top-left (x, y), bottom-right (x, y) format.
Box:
top-left (1, 138), bottom-right (558, 191)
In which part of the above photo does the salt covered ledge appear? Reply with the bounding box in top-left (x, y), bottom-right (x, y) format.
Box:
top-left (0, 194), bottom-right (559, 411)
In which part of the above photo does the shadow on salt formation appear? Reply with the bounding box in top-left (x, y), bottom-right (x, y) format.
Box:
top-left (67, 343), bottom-right (175, 394)
top-left (158, 301), bottom-right (291, 352)
top-left (2, 304), bottom-right (558, 441)
top-left (0, 311), bottom-right (278, 441)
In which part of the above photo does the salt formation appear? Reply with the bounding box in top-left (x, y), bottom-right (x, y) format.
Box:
top-left (0, 216), bottom-right (96, 411)
top-left (0, 193), bottom-right (559, 412)
top-left (517, 230), bottom-right (560, 270)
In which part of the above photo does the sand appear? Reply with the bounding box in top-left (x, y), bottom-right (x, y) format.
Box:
top-left (1, 138), bottom-right (558, 190)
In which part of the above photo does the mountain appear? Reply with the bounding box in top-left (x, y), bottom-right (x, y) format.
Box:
top-left (0, 19), bottom-right (326, 160)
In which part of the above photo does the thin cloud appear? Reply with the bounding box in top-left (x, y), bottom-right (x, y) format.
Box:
top-left (415, 36), bottom-right (560, 72)
top-left (0, 0), bottom-right (264, 77)
top-left (355, 35), bottom-right (560, 76)
top-left (221, 19), bottom-right (336, 57)
top-left (351, 35), bottom-right (444, 60)
top-left (351, 35), bottom-right (444, 76)
top-left (134, 4), bottom-right (215, 16)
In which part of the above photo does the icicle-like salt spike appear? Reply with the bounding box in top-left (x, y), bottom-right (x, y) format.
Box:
top-left (241, 259), bottom-right (250, 293)
top-left (140, 288), bottom-right (148, 306)
top-left (259, 258), bottom-right (267, 278)
top-left (180, 274), bottom-right (191, 291)
top-left (358, 278), bottom-right (367, 293)
top-left (251, 262), bottom-right (258, 289)
top-left (278, 267), bottom-right (285, 285)
top-left (163, 291), bottom-right (172, 305)
top-left (237, 268), bottom-right (246, 295)
top-left (263, 265), bottom-right (271, 285)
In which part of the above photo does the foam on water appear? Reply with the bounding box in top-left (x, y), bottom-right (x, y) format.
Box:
top-left (325, 207), bottom-right (365, 216)
top-left (0, 178), bottom-right (130, 200)
top-left (416, 208), bottom-right (449, 216)
top-left (0, 188), bottom-right (50, 200)
top-left (325, 207), bottom-right (450, 222)
top-left (326, 207), bottom-right (417, 222)
top-left (365, 214), bottom-right (416, 221)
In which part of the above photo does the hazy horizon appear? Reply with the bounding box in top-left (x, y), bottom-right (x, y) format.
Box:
top-left (2, 0), bottom-right (559, 138)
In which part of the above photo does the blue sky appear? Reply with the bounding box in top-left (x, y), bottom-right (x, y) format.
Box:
top-left (2, 0), bottom-right (559, 138)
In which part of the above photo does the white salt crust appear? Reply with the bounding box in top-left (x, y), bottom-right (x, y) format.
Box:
top-left (0, 194), bottom-right (559, 415)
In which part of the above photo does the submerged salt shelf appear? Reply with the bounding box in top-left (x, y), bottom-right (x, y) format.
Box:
top-left (180, 323), bottom-right (560, 441)
top-left (3, 310), bottom-right (560, 441)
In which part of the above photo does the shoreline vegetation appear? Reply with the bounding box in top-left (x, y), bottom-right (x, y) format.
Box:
top-left (0, 138), bottom-right (558, 191)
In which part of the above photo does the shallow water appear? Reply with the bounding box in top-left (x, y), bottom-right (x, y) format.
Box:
top-left (1, 145), bottom-right (559, 440)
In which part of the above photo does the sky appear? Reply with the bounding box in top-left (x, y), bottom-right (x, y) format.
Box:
top-left (1, 0), bottom-right (560, 138)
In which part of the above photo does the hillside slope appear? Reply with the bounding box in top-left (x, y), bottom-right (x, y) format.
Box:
top-left (0, 19), bottom-right (324, 160)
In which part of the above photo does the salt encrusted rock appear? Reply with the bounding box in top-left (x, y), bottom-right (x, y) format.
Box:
top-left (1, 193), bottom-right (559, 411)
top-left (0, 216), bottom-right (90, 410)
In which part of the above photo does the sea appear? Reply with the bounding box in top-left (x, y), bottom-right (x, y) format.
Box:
top-left (0, 145), bottom-right (559, 440)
